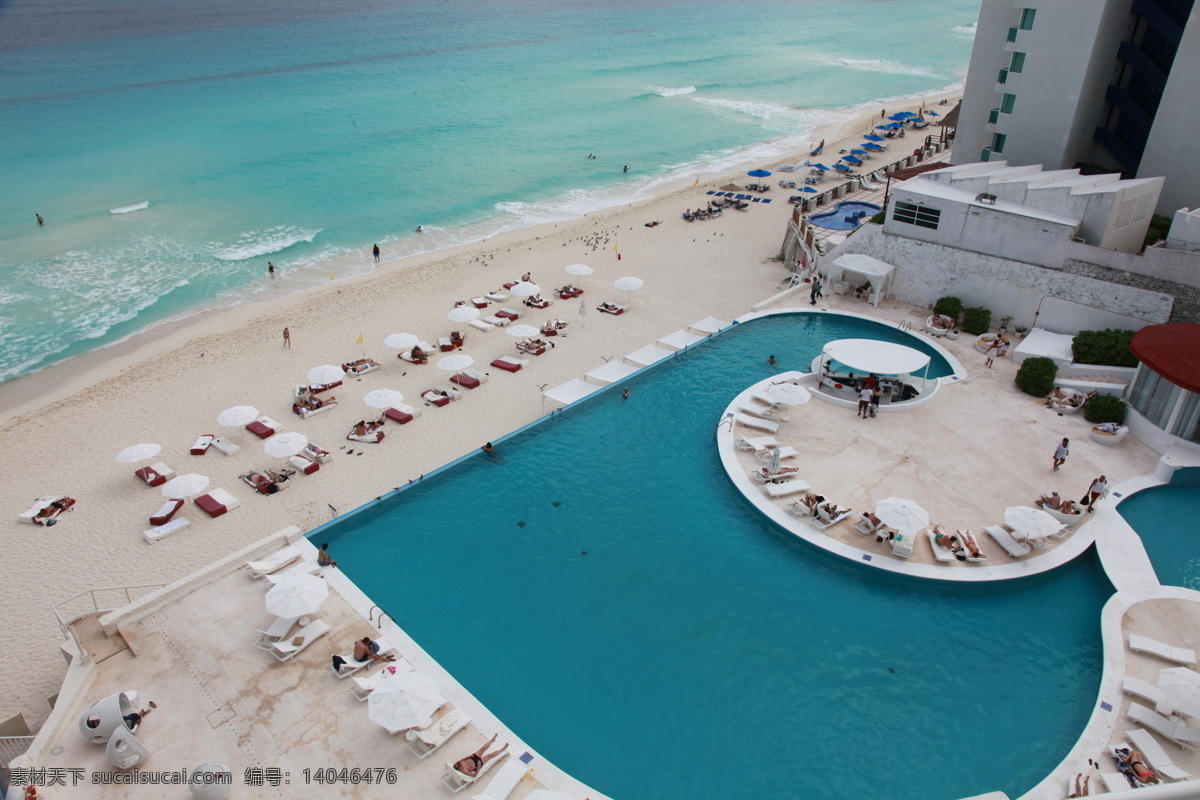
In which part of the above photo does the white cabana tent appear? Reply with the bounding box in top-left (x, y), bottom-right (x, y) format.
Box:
top-left (827, 253), bottom-right (897, 307)
top-left (818, 338), bottom-right (934, 400)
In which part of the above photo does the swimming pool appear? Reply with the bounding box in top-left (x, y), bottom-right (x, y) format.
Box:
top-left (810, 201), bottom-right (882, 230)
top-left (1117, 468), bottom-right (1200, 589)
top-left (322, 313), bottom-right (1108, 800)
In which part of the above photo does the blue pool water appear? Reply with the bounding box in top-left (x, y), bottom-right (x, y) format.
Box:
top-left (1118, 469), bottom-right (1200, 589)
top-left (810, 200), bottom-right (883, 229)
top-left (322, 313), bottom-right (1110, 800)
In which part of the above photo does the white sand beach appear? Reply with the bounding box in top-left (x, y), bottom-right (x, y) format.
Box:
top-left (0, 89), bottom-right (959, 728)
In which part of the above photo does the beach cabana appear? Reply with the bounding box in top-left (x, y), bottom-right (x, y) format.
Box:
top-left (827, 253), bottom-right (896, 307)
top-left (817, 338), bottom-right (934, 403)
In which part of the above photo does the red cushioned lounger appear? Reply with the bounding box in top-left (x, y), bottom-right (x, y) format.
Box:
top-left (449, 374), bottom-right (481, 389)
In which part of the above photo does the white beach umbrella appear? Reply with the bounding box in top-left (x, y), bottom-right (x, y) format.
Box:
top-left (758, 381), bottom-right (811, 420)
top-left (565, 263), bottom-right (593, 277)
top-left (506, 324), bottom-right (540, 338)
top-left (161, 473), bottom-right (209, 499)
top-left (1003, 506), bottom-right (1063, 542)
top-left (307, 364), bottom-right (345, 385)
top-left (873, 497), bottom-right (929, 535)
top-left (264, 573), bottom-right (328, 618)
top-left (263, 431), bottom-right (308, 458)
top-left (384, 333), bottom-right (419, 350)
top-left (1158, 668), bottom-right (1200, 718)
top-left (447, 306), bottom-right (480, 323)
top-left (363, 389), bottom-right (406, 409)
top-left (437, 354), bottom-right (474, 374)
top-left (216, 405), bottom-right (259, 427)
top-left (614, 276), bottom-right (644, 304)
top-left (115, 443), bottom-right (161, 464)
top-left (509, 281), bottom-right (540, 298)
top-left (368, 671), bottom-right (448, 733)
top-left (766, 448), bottom-right (782, 475)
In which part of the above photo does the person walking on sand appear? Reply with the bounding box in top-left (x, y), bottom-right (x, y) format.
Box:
top-left (1052, 437), bottom-right (1069, 471)
top-left (36, 213), bottom-right (44, 226)
top-left (268, 261), bottom-right (275, 278)
top-left (283, 327), bottom-right (291, 349)
top-left (372, 244), bottom-right (380, 263)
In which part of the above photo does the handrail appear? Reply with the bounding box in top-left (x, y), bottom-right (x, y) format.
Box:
top-left (0, 734), bottom-right (34, 767)
top-left (52, 583), bottom-right (168, 657)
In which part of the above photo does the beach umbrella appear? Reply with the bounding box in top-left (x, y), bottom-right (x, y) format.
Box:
top-left (874, 124), bottom-right (893, 130)
top-left (510, 281), bottom-right (540, 298)
top-left (116, 443), bottom-right (161, 464)
top-left (1158, 668), bottom-right (1200, 718)
top-left (437, 354), bottom-right (474, 376)
top-left (565, 263), bottom-right (593, 277)
top-left (874, 497), bottom-right (930, 535)
top-left (265, 573), bottom-right (328, 618)
top-left (886, 122), bottom-right (904, 128)
top-left (925, 110), bottom-right (940, 116)
top-left (850, 149), bottom-right (868, 155)
top-left (506, 324), bottom-right (540, 338)
top-left (863, 143), bottom-right (885, 151)
top-left (766, 448), bottom-right (782, 475)
top-left (384, 333), bottom-right (419, 350)
top-left (161, 473), bottom-right (209, 499)
top-left (758, 382), bottom-right (811, 421)
top-left (307, 364), bottom-right (345, 385)
top-left (810, 163), bottom-right (830, 171)
top-left (614, 276), bottom-right (643, 305)
top-left (842, 155), bottom-right (863, 165)
top-left (363, 389), bottom-right (405, 409)
top-left (798, 186), bottom-right (817, 193)
top-left (864, 134), bottom-right (885, 141)
top-left (747, 169), bottom-right (772, 178)
top-left (263, 431), bottom-right (308, 458)
top-left (368, 670), bottom-right (448, 733)
top-left (447, 306), bottom-right (480, 323)
top-left (1004, 506), bottom-right (1063, 542)
top-left (216, 405), bottom-right (259, 427)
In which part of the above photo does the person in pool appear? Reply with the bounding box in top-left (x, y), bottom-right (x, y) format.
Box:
top-left (453, 734), bottom-right (508, 777)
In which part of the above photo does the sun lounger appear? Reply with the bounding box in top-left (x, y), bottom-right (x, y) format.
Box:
top-left (439, 336), bottom-right (456, 352)
top-left (755, 446), bottom-right (797, 462)
top-left (210, 436), bottom-right (240, 456)
top-left (450, 368), bottom-right (490, 389)
top-left (288, 455), bottom-right (320, 474)
top-left (142, 517), bottom-right (190, 544)
top-left (195, 487), bottom-right (240, 518)
top-left (1122, 677), bottom-right (1176, 714)
top-left (516, 342), bottom-right (546, 356)
top-left (150, 498), bottom-right (184, 526)
top-left (19, 496), bottom-right (71, 525)
top-left (347, 429), bottom-right (385, 443)
top-left (1099, 771), bottom-right (1135, 793)
top-left (442, 750), bottom-right (509, 793)
top-left (753, 469), bottom-right (801, 484)
top-left (298, 444), bottom-right (332, 464)
top-left (735, 403), bottom-right (774, 420)
top-left (469, 759), bottom-right (529, 800)
top-left (1128, 727), bottom-right (1194, 781)
top-left (190, 434), bottom-right (215, 455)
top-left (1129, 635), bottom-right (1198, 665)
top-left (927, 530), bottom-right (959, 562)
top-left (468, 319), bottom-right (494, 332)
top-left (245, 416), bottom-right (281, 439)
top-left (763, 480), bottom-right (812, 498)
top-left (852, 515), bottom-right (879, 536)
top-left (407, 708), bottom-right (472, 759)
top-left (332, 637), bottom-right (396, 678)
top-left (808, 504), bottom-right (851, 531)
top-left (254, 615), bottom-right (302, 650)
top-left (597, 303), bottom-right (628, 315)
top-left (384, 404), bottom-right (422, 424)
top-left (1127, 702), bottom-right (1200, 749)
top-left (984, 524), bottom-right (1031, 557)
top-left (349, 660), bottom-right (416, 700)
top-left (270, 618), bottom-right (332, 662)
top-left (293, 399), bottom-right (338, 418)
top-left (241, 471), bottom-right (290, 494)
top-left (733, 413), bottom-right (778, 433)
top-left (263, 560), bottom-right (321, 585)
top-left (495, 307), bottom-right (522, 320)
top-left (246, 545), bottom-right (302, 578)
top-left (483, 315), bottom-right (511, 327)
top-left (956, 529), bottom-right (987, 561)
top-left (736, 435), bottom-right (779, 452)
top-left (423, 389), bottom-right (451, 407)
top-left (485, 291), bottom-right (507, 302)
top-left (135, 462), bottom-right (175, 486)
top-left (490, 356), bottom-right (526, 372)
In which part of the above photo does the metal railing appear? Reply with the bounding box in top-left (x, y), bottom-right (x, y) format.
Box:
top-left (52, 583), bottom-right (167, 659)
top-left (1, 735), bottom-right (34, 767)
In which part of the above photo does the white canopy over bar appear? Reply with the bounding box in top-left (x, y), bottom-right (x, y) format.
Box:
top-left (822, 338), bottom-right (930, 376)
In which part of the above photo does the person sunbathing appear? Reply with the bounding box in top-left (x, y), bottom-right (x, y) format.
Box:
top-left (932, 526), bottom-right (963, 555)
top-left (759, 465), bottom-right (799, 477)
top-left (860, 511), bottom-right (883, 530)
top-left (409, 345), bottom-right (427, 362)
top-left (598, 302), bottom-right (620, 312)
top-left (800, 493), bottom-right (825, 513)
top-left (1035, 491), bottom-right (1062, 510)
top-left (932, 315), bottom-right (954, 330)
top-left (1114, 746), bottom-right (1160, 785)
top-left (1094, 422), bottom-right (1121, 434)
top-left (1059, 500), bottom-right (1080, 515)
top-left (34, 497), bottom-right (76, 526)
top-left (344, 359), bottom-right (377, 372)
top-left (958, 531), bottom-right (984, 559)
top-left (817, 502), bottom-right (848, 520)
top-left (353, 636), bottom-right (396, 663)
top-left (1045, 388), bottom-right (1073, 406)
top-left (303, 444), bottom-right (330, 459)
top-left (454, 734), bottom-right (508, 777)
top-left (243, 472), bottom-right (280, 494)
top-left (643, 220), bottom-right (662, 227)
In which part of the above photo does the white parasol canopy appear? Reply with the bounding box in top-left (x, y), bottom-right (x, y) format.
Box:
top-left (822, 339), bottom-right (930, 376)
top-left (507, 324), bottom-right (540, 338)
top-left (384, 333), bottom-right (419, 350)
top-left (759, 382), bottom-right (811, 407)
top-left (116, 443), bottom-right (161, 464)
top-left (216, 405), bottom-right (259, 427)
top-left (263, 432), bottom-right (308, 458)
top-left (447, 306), bottom-right (480, 323)
top-left (509, 281), bottom-right (541, 298)
top-left (307, 364), bottom-right (346, 385)
top-left (363, 389), bottom-right (406, 409)
top-left (614, 276), bottom-right (643, 292)
top-left (437, 354), bottom-right (474, 372)
top-left (565, 263), bottom-right (593, 277)
top-left (161, 473), bottom-right (209, 498)
top-left (1003, 506), bottom-right (1064, 541)
top-left (874, 497), bottom-right (930, 534)
top-left (368, 670), bottom-right (448, 733)
top-left (264, 573), bottom-right (328, 618)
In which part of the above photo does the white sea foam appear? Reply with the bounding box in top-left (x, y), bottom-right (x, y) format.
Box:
top-left (109, 201), bottom-right (150, 214)
top-left (651, 85), bottom-right (696, 97)
top-left (688, 96), bottom-right (814, 135)
top-left (211, 225), bottom-right (322, 261)
top-left (837, 58), bottom-right (941, 78)
top-left (951, 23), bottom-right (978, 37)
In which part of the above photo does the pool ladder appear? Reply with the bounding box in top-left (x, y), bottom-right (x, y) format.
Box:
top-left (368, 605), bottom-right (396, 630)
top-left (897, 320), bottom-right (912, 332)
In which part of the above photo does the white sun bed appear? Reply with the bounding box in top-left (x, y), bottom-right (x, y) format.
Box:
top-left (18, 496), bottom-right (57, 524)
top-left (733, 413), bottom-right (778, 433)
top-left (543, 379), bottom-right (602, 406)
top-left (891, 532), bottom-right (915, 559)
top-left (332, 637), bottom-right (396, 678)
top-left (1122, 676), bottom-right (1175, 714)
top-left (734, 403), bottom-right (775, 420)
top-left (1127, 702), bottom-right (1200, 749)
top-left (688, 316), bottom-right (729, 336)
top-left (1099, 771), bottom-right (1135, 793)
top-left (246, 545), bottom-right (302, 578)
top-left (482, 315), bottom-right (511, 327)
top-left (927, 530), bottom-right (959, 562)
top-left (1130, 635), bottom-right (1198, 665)
top-left (623, 344), bottom-right (673, 367)
top-left (468, 319), bottom-right (494, 332)
top-left (658, 329), bottom-right (705, 351)
top-left (584, 360), bottom-right (639, 385)
top-left (264, 560), bottom-right (321, 585)
top-left (407, 707), bottom-right (472, 759)
top-left (254, 615), bottom-right (302, 650)
top-left (957, 529), bottom-right (987, 562)
top-left (763, 479), bottom-right (812, 498)
top-left (469, 759), bottom-right (529, 800)
top-left (752, 470), bottom-right (801, 484)
top-left (852, 516), bottom-right (880, 536)
top-left (142, 517), bottom-right (191, 544)
top-left (211, 435), bottom-right (241, 456)
top-left (755, 446), bottom-right (797, 462)
top-left (269, 618), bottom-right (331, 662)
top-left (350, 660), bottom-right (415, 700)
top-left (807, 505), bottom-right (851, 531)
top-left (442, 750), bottom-right (509, 793)
top-left (737, 435), bottom-right (779, 452)
top-left (1127, 727), bottom-right (1194, 781)
top-left (984, 525), bottom-right (1031, 558)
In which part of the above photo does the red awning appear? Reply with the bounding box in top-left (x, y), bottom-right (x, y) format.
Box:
top-left (1131, 323), bottom-right (1200, 394)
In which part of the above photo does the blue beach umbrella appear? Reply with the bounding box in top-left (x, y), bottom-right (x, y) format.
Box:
top-left (926, 110), bottom-right (940, 117)
top-left (748, 169), bottom-right (772, 178)
top-left (833, 164), bottom-right (852, 173)
top-left (799, 186), bottom-right (817, 193)
top-left (842, 155), bottom-right (863, 165)
top-left (850, 149), bottom-right (868, 155)
top-left (809, 163), bottom-right (830, 171)
top-left (864, 134), bottom-right (885, 141)
top-left (874, 125), bottom-right (893, 131)
top-left (863, 143), bottom-right (885, 151)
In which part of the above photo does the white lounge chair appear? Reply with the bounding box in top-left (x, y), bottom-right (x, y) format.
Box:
top-left (755, 446), bottom-right (798, 463)
top-left (254, 615), bottom-right (302, 650)
top-left (927, 530), bottom-right (959, 562)
top-left (984, 525), bottom-right (1031, 558)
top-left (270, 618), bottom-right (332, 662)
top-left (18, 496), bottom-right (58, 524)
top-left (264, 560), bottom-right (322, 585)
top-left (752, 469), bottom-right (801, 484)
top-left (482, 315), bottom-right (511, 327)
top-left (331, 637), bottom-right (396, 678)
top-left (735, 403), bottom-right (774, 420)
top-left (1130, 635), bottom-right (1198, 665)
top-left (211, 435), bottom-right (241, 456)
top-left (852, 515), bottom-right (879, 536)
top-left (734, 413), bottom-right (779, 433)
top-left (1122, 676), bottom-right (1176, 715)
top-left (470, 759), bottom-right (529, 800)
top-left (468, 319), bottom-right (494, 332)
top-left (891, 532), bottom-right (914, 559)
top-left (1099, 771), bottom-right (1135, 793)
top-left (1127, 727), bottom-right (1193, 781)
top-left (407, 708), bottom-right (472, 759)
top-left (246, 545), bottom-right (302, 578)
top-left (442, 750), bottom-right (508, 793)
top-left (1127, 702), bottom-right (1200, 749)
top-left (807, 504), bottom-right (851, 531)
top-left (350, 660), bottom-right (415, 700)
top-left (142, 517), bottom-right (191, 544)
top-left (737, 435), bottom-right (778, 452)
top-left (763, 480), bottom-right (812, 498)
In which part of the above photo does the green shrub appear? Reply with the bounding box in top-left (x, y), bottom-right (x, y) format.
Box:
top-left (1015, 356), bottom-right (1058, 397)
top-left (1084, 394), bottom-right (1128, 424)
top-left (1071, 329), bottom-right (1138, 367)
top-left (933, 296), bottom-right (963, 320)
top-left (1144, 214), bottom-right (1172, 249)
top-left (868, 210), bottom-right (886, 224)
top-left (961, 307), bottom-right (992, 335)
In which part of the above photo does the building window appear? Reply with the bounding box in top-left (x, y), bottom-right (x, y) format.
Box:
top-left (997, 68), bottom-right (1008, 84)
top-left (1009, 52), bottom-right (1026, 73)
top-left (1007, 26), bottom-right (1018, 42)
top-left (991, 133), bottom-right (1007, 153)
top-left (1000, 93), bottom-right (1017, 114)
top-left (988, 107), bottom-right (1000, 124)
top-left (1019, 8), bottom-right (1036, 30)
top-left (980, 147), bottom-right (993, 162)
top-left (892, 201), bottom-right (941, 230)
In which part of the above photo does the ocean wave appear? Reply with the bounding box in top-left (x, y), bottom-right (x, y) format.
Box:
top-left (211, 225), bottom-right (322, 261)
top-left (951, 23), bottom-right (978, 37)
top-left (837, 58), bottom-right (941, 78)
top-left (688, 96), bottom-right (815, 135)
top-left (110, 201), bottom-right (150, 214)
top-left (650, 85), bottom-right (696, 97)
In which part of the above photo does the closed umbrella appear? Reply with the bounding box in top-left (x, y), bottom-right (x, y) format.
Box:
top-left (264, 431), bottom-right (308, 458)
top-left (217, 405), bottom-right (259, 427)
top-left (384, 333), bottom-right (419, 350)
top-left (509, 281), bottom-right (540, 298)
top-left (161, 473), bottom-right (209, 499)
top-left (265, 573), bottom-right (328, 618)
top-left (564, 263), bottom-right (593, 277)
top-left (447, 306), bottom-right (480, 323)
top-left (507, 324), bottom-right (540, 338)
top-left (368, 671), bottom-right (448, 733)
top-left (766, 448), bottom-right (782, 475)
top-left (307, 365), bottom-right (345, 386)
top-left (874, 497), bottom-right (930, 534)
top-left (1003, 506), bottom-right (1063, 542)
top-left (363, 389), bottom-right (405, 409)
top-left (116, 443), bottom-right (161, 464)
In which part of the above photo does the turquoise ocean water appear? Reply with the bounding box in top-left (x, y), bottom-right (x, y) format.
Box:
top-left (0, 0), bottom-right (980, 381)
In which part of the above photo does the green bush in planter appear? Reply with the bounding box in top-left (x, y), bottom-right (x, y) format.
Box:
top-left (1071, 329), bottom-right (1138, 368)
top-left (933, 296), bottom-right (963, 321)
top-left (961, 307), bottom-right (992, 335)
top-left (1015, 356), bottom-right (1058, 398)
top-left (1084, 394), bottom-right (1128, 424)
top-left (868, 210), bottom-right (886, 224)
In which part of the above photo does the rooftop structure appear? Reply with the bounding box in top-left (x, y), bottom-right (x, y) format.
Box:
top-left (1127, 323), bottom-right (1200, 451)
